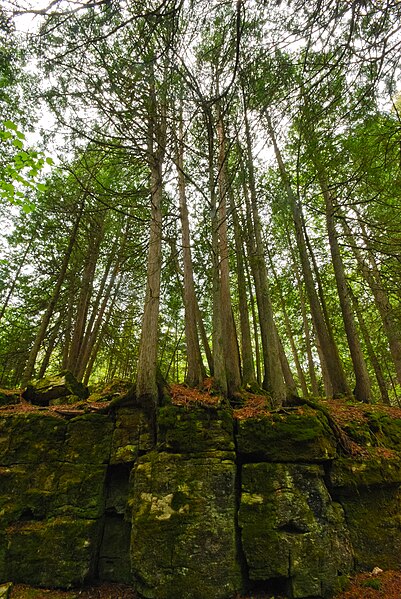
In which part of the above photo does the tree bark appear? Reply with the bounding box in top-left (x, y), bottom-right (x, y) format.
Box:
top-left (229, 188), bottom-right (256, 387)
top-left (266, 115), bottom-right (350, 398)
top-left (176, 105), bottom-right (206, 387)
top-left (136, 73), bottom-right (166, 406)
top-left (312, 156), bottom-right (372, 403)
top-left (21, 201), bottom-right (84, 385)
top-left (216, 105), bottom-right (241, 395)
top-left (242, 106), bottom-right (286, 406)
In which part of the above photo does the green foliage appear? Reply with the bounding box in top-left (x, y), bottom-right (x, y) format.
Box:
top-left (0, 120), bottom-right (53, 212)
top-left (362, 577), bottom-right (382, 590)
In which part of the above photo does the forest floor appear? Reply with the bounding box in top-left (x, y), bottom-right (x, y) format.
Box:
top-left (8, 569), bottom-right (401, 598)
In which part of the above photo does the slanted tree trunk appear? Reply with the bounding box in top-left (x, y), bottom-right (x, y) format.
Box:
top-left (37, 317), bottom-right (61, 379)
top-left (67, 213), bottom-right (104, 377)
top-left (286, 229), bottom-right (319, 396)
top-left (266, 115), bottom-right (350, 398)
top-left (243, 106), bottom-right (285, 406)
top-left (0, 232), bottom-right (35, 322)
top-left (342, 214), bottom-right (401, 388)
top-left (267, 247), bottom-right (308, 397)
top-left (21, 201), bottom-right (84, 385)
top-left (311, 153), bottom-right (371, 403)
top-left (349, 286), bottom-right (390, 405)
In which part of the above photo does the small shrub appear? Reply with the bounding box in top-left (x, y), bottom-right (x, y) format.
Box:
top-left (362, 578), bottom-right (382, 590)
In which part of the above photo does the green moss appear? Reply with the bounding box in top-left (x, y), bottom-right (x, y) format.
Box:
top-left (6, 517), bottom-right (101, 588)
top-left (157, 406), bottom-right (234, 453)
top-left (130, 451), bottom-right (241, 599)
top-left (110, 407), bottom-right (153, 465)
top-left (339, 488), bottom-right (401, 571)
top-left (329, 456), bottom-right (401, 489)
top-left (362, 578), bottom-right (381, 590)
top-left (239, 463), bottom-right (353, 597)
top-left (237, 407), bottom-right (336, 462)
top-left (0, 413), bottom-right (67, 465)
top-left (64, 414), bottom-right (113, 464)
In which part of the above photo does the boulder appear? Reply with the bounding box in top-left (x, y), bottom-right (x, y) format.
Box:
top-left (157, 405), bottom-right (235, 454)
top-left (5, 517), bottom-right (101, 587)
top-left (130, 451), bottom-right (241, 599)
top-left (22, 370), bottom-right (88, 406)
top-left (238, 462), bottom-right (353, 598)
top-left (236, 406), bottom-right (337, 462)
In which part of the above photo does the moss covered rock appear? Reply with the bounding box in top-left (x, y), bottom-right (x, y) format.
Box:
top-left (64, 414), bottom-right (113, 465)
top-left (110, 407), bottom-right (153, 464)
top-left (329, 456), bottom-right (401, 490)
top-left (22, 371), bottom-right (88, 406)
top-left (236, 407), bottom-right (336, 462)
top-left (130, 451), bottom-right (241, 599)
top-left (157, 405), bottom-right (234, 454)
top-left (5, 517), bottom-right (101, 588)
top-left (338, 488), bottom-right (401, 571)
top-left (98, 514), bottom-right (132, 584)
top-left (0, 412), bottom-right (67, 465)
top-left (238, 463), bottom-right (353, 598)
top-left (329, 456), bottom-right (401, 571)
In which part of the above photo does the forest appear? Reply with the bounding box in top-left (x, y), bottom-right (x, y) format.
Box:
top-left (1, 0), bottom-right (401, 410)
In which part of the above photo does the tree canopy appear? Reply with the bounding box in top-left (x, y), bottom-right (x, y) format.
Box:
top-left (1, 0), bottom-right (401, 407)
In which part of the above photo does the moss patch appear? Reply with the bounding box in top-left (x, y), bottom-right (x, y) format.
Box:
top-left (130, 451), bottom-right (241, 599)
top-left (236, 406), bottom-right (336, 462)
top-left (238, 463), bottom-right (353, 597)
top-left (157, 405), bottom-right (234, 454)
top-left (6, 518), bottom-right (101, 588)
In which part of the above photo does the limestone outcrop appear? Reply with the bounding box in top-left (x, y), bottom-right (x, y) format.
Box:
top-left (1, 376), bottom-right (401, 598)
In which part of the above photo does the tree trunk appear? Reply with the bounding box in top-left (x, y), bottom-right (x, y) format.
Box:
top-left (176, 106), bottom-right (206, 387)
top-left (136, 74), bottom-right (166, 405)
top-left (242, 105), bottom-right (286, 405)
top-left (342, 214), bottom-right (401, 388)
top-left (229, 188), bottom-right (256, 387)
top-left (350, 286), bottom-right (390, 405)
top-left (266, 115), bottom-right (350, 398)
top-left (67, 214), bottom-right (104, 377)
top-left (216, 105), bottom-right (241, 395)
top-left (286, 229), bottom-right (319, 396)
top-left (267, 247), bottom-right (308, 397)
top-left (21, 201), bottom-right (84, 385)
top-left (0, 232), bottom-right (35, 322)
top-left (312, 157), bottom-right (371, 403)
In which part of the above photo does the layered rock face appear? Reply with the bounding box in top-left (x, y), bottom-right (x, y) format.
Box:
top-left (1, 383), bottom-right (401, 598)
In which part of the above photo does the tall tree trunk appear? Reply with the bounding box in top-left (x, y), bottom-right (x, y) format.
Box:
top-left (205, 107), bottom-right (227, 395)
top-left (176, 106), bottom-right (206, 387)
top-left (67, 214), bottom-right (104, 376)
top-left (229, 188), bottom-right (256, 387)
top-left (0, 232), bottom-right (35, 322)
top-left (312, 155), bottom-right (371, 403)
top-left (243, 106), bottom-right (286, 406)
top-left (21, 201), bottom-right (84, 385)
top-left (37, 317), bottom-right (61, 379)
top-left (267, 247), bottom-right (308, 397)
top-left (266, 115), bottom-right (350, 398)
top-left (136, 75), bottom-right (166, 406)
top-left (342, 214), bottom-right (401, 388)
top-left (216, 105), bottom-right (241, 395)
top-left (286, 229), bottom-right (319, 396)
top-left (349, 286), bottom-right (390, 405)
top-left (76, 235), bottom-right (119, 377)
